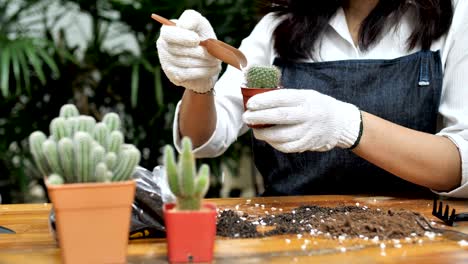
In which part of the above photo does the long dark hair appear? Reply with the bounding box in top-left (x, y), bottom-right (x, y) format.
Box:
top-left (268, 0), bottom-right (453, 60)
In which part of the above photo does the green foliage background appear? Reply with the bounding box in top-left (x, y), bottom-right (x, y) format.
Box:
top-left (0, 0), bottom-right (264, 203)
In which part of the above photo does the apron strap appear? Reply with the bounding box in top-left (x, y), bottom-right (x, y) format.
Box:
top-left (418, 51), bottom-right (431, 86)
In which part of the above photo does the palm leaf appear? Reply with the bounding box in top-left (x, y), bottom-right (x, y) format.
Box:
top-left (23, 40), bottom-right (46, 85)
top-left (154, 65), bottom-right (163, 108)
top-left (0, 45), bottom-right (11, 97)
top-left (131, 62), bottom-right (140, 108)
top-left (141, 58), bottom-right (153, 73)
top-left (16, 46), bottom-right (31, 94)
top-left (140, 58), bottom-right (164, 107)
top-left (35, 43), bottom-right (60, 78)
top-left (9, 46), bottom-right (22, 94)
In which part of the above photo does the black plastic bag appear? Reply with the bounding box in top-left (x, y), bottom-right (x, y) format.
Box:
top-left (49, 165), bottom-right (175, 240)
top-left (128, 165), bottom-right (175, 239)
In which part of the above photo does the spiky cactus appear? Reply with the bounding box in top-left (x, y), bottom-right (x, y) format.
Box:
top-left (164, 137), bottom-right (210, 210)
top-left (245, 65), bottom-right (281, 88)
top-left (29, 104), bottom-right (141, 185)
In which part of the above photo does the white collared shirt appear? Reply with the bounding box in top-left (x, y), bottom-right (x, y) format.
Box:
top-left (173, 0), bottom-right (468, 198)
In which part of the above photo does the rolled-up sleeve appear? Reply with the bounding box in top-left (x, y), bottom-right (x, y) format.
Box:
top-left (434, 134), bottom-right (468, 198)
top-left (172, 82), bottom-right (247, 158)
top-left (434, 3), bottom-right (468, 198)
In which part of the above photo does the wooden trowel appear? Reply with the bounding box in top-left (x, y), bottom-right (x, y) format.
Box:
top-left (151, 13), bottom-right (248, 71)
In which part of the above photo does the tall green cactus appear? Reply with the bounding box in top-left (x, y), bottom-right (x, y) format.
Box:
top-left (164, 137), bottom-right (210, 210)
top-left (245, 65), bottom-right (281, 88)
top-left (29, 104), bottom-right (141, 185)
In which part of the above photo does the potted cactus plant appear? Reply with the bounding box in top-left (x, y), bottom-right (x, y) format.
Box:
top-left (163, 137), bottom-right (216, 263)
top-left (29, 104), bottom-right (140, 264)
top-left (241, 65), bottom-right (282, 128)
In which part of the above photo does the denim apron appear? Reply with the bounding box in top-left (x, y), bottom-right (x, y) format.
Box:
top-left (252, 50), bottom-right (443, 196)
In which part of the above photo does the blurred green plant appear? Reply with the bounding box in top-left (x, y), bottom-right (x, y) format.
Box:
top-left (0, 0), bottom-right (77, 202)
top-left (0, 0), bottom-right (262, 203)
top-left (0, 0), bottom-right (80, 97)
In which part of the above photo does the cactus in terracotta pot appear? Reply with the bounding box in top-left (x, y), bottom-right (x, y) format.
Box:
top-left (164, 137), bottom-right (210, 210)
top-left (241, 65), bottom-right (282, 128)
top-left (29, 104), bottom-right (141, 184)
top-left (245, 64), bottom-right (282, 89)
top-left (28, 103), bottom-right (139, 264)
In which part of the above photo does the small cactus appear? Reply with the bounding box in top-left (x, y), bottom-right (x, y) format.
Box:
top-left (59, 104), bottom-right (79, 118)
top-left (164, 137), bottom-right (210, 211)
top-left (245, 65), bottom-right (281, 88)
top-left (29, 104), bottom-right (141, 185)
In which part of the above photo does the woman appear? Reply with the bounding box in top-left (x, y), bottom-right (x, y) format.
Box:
top-left (156, 0), bottom-right (468, 198)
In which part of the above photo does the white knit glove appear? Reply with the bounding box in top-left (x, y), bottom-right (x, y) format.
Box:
top-left (156, 10), bottom-right (221, 93)
top-left (243, 89), bottom-right (362, 153)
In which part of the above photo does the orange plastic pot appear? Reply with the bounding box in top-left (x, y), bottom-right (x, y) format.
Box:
top-left (241, 87), bottom-right (279, 129)
top-left (47, 180), bottom-right (136, 264)
top-left (164, 203), bottom-right (217, 263)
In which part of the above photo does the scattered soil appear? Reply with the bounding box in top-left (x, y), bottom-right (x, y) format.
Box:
top-left (216, 204), bottom-right (428, 240)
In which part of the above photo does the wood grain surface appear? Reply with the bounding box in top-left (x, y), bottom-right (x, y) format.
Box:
top-left (0, 195), bottom-right (467, 263)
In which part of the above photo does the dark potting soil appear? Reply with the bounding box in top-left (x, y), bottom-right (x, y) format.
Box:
top-left (216, 205), bottom-right (428, 240)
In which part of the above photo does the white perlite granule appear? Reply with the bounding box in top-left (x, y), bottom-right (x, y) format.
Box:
top-left (424, 231), bottom-right (436, 240)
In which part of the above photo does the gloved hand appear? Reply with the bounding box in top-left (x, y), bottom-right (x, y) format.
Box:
top-left (156, 10), bottom-right (222, 93)
top-left (243, 89), bottom-right (362, 153)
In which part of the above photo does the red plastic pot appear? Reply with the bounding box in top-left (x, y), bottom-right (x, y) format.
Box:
top-left (164, 203), bottom-right (217, 263)
top-left (241, 87), bottom-right (279, 128)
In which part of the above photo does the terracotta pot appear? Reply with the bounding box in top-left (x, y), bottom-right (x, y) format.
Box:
top-left (47, 180), bottom-right (136, 264)
top-left (164, 203), bottom-right (217, 263)
top-left (240, 87), bottom-right (279, 128)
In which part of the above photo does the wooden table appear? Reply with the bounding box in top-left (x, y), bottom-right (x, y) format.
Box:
top-left (0, 195), bottom-right (467, 263)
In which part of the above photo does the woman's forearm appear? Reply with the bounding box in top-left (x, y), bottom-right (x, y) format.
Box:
top-left (178, 90), bottom-right (217, 148)
top-left (353, 112), bottom-right (462, 192)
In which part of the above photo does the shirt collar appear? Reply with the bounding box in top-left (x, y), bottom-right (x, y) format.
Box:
top-left (328, 7), bottom-right (357, 48)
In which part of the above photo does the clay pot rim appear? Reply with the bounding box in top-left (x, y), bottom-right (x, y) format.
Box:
top-left (240, 86), bottom-right (281, 90)
top-left (45, 179), bottom-right (136, 190)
